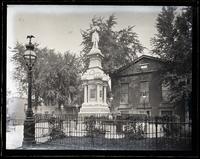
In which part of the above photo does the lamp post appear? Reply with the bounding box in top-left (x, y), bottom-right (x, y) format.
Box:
top-left (61, 104), bottom-right (64, 114)
top-left (109, 93), bottom-right (113, 112)
top-left (142, 93), bottom-right (147, 114)
top-left (75, 104), bottom-right (79, 114)
top-left (60, 104), bottom-right (64, 119)
top-left (22, 35), bottom-right (37, 147)
top-left (142, 93), bottom-right (147, 135)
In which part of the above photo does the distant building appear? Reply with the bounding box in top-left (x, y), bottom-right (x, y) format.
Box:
top-left (6, 97), bottom-right (27, 120)
top-left (33, 103), bottom-right (80, 116)
top-left (110, 55), bottom-right (186, 121)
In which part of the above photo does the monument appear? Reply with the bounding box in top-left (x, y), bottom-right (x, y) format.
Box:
top-left (79, 24), bottom-right (110, 115)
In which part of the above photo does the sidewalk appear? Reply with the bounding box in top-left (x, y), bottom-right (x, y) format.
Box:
top-left (16, 137), bottom-right (192, 150)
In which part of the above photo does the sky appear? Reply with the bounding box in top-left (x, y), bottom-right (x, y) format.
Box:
top-left (6, 5), bottom-right (182, 97)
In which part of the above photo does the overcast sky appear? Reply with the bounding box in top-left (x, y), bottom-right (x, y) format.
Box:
top-left (7, 5), bottom-right (183, 97)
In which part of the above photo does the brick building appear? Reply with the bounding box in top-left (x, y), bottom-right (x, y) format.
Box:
top-left (110, 55), bottom-right (185, 120)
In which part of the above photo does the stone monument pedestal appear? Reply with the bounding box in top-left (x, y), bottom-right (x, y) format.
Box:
top-left (79, 103), bottom-right (110, 115)
top-left (79, 35), bottom-right (110, 116)
top-left (79, 26), bottom-right (110, 116)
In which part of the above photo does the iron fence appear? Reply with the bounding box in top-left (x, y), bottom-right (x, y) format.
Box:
top-left (34, 114), bottom-right (192, 150)
top-left (6, 118), bottom-right (24, 132)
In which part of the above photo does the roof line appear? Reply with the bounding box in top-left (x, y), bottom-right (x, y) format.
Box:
top-left (112, 54), bottom-right (165, 75)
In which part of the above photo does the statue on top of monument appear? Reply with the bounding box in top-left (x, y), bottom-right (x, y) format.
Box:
top-left (91, 22), bottom-right (100, 49)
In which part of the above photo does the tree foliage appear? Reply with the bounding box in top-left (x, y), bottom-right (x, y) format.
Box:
top-left (151, 6), bottom-right (192, 106)
top-left (12, 42), bottom-right (82, 109)
top-left (81, 15), bottom-right (145, 74)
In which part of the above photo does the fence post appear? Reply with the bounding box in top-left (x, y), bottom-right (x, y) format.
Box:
top-left (155, 116), bottom-right (158, 148)
top-left (144, 116), bottom-right (147, 137)
top-left (91, 117), bottom-right (94, 147)
top-left (69, 119), bottom-right (71, 136)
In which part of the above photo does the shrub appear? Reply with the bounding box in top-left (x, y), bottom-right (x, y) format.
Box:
top-left (84, 116), bottom-right (106, 137)
top-left (48, 117), bottom-right (65, 140)
top-left (123, 122), bottom-right (145, 140)
top-left (49, 127), bottom-right (66, 140)
top-left (160, 115), bottom-right (181, 137)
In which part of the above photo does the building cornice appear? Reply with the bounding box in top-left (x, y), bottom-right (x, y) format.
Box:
top-left (111, 55), bottom-right (167, 75)
top-left (111, 70), bottom-right (159, 78)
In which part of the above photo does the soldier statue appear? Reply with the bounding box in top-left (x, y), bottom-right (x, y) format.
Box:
top-left (91, 25), bottom-right (100, 49)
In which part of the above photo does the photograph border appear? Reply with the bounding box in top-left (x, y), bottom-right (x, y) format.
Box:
top-left (1, 0), bottom-right (199, 158)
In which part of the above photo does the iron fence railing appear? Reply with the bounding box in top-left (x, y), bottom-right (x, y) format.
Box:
top-left (33, 114), bottom-right (192, 150)
top-left (6, 118), bottom-right (24, 132)
top-left (6, 114), bottom-right (192, 150)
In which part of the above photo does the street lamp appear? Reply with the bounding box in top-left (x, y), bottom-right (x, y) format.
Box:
top-left (60, 104), bottom-right (64, 116)
top-left (142, 93), bottom-right (148, 135)
top-left (22, 35), bottom-right (37, 147)
top-left (142, 93), bottom-right (147, 114)
top-left (75, 104), bottom-right (79, 113)
top-left (109, 93), bottom-right (113, 111)
top-left (109, 93), bottom-right (113, 103)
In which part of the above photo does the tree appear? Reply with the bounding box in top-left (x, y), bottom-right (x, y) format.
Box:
top-left (81, 15), bottom-right (145, 74)
top-left (12, 42), bottom-right (82, 110)
top-left (151, 7), bottom-right (192, 109)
